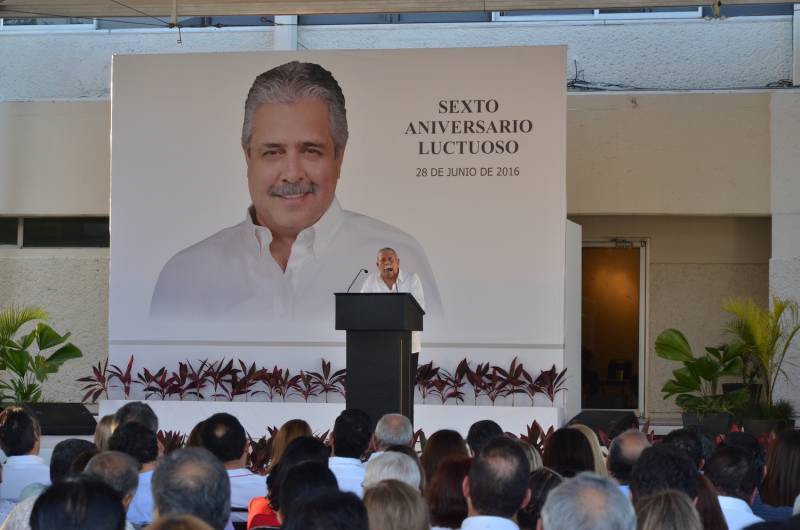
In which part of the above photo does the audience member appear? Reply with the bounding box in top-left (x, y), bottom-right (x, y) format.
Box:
top-left (635, 490), bottom-right (703, 530)
top-left (0, 438), bottom-right (96, 530)
top-left (630, 444), bottom-right (698, 503)
top-left (370, 414), bottom-right (413, 457)
top-left (514, 439), bottom-right (543, 473)
top-left (461, 437), bottom-right (531, 530)
top-left (607, 429), bottom-right (651, 497)
top-left (329, 409), bottom-right (372, 497)
top-left (0, 407), bottom-right (49, 501)
top-left (386, 445), bottom-right (426, 491)
top-left (252, 436), bottom-right (329, 529)
top-left (281, 491), bottom-right (368, 530)
top-left (364, 479), bottom-right (429, 530)
top-left (706, 446), bottom-right (764, 530)
top-left (570, 424), bottom-right (608, 475)
top-left (84, 450), bottom-right (139, 523)
top-left (541, 472), bottom-right (635, 530)
top-left (662, 429), bottom-right (705, 470)
top-left (542, 428), bottom-right (595, 478)
top-left (420, 430), bottom-right (469, 486)
top-left (276, 462), bottom-right (338, 526)
top-left (94, 414), bottom-right (116, 451)
top-left (266, 420), bottom-right (311, 474)
top-left (68, 447), bottom-right (100, 475)
top-left (108, 420), bottom-right (159, 526)
top-left (152, 447), bottom-right (231, 530)
top-left (364, 452), bottom-right (422, 491)
top-left (426, 457), bottom-right (471, 530)
top-left (696, 474), bottom-right (730, 530)
top-left (26, 438), bottom-right (95, 499)
top-left (760, 430), bottom-right (800, 518)
top-left (148, 515), bottom-right (215, 530)
top-left (517, 467), bottom-right (563, 530)
top-left (198, 413), bottom-right (263, 522)
top-left (29, 476), bottom-right (126, 530)
top-left (720, 431), bottom-right (767, 519)
top-left (466, 420), bottom-right (503, 457)
top-left (113, 402), bottom-right (159, 432)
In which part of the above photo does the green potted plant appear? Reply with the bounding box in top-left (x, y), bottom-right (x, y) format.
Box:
top-left (655, 328), bottom-right (746, 436)
top-left (0, 306), bottom-right (83, 403)
top-left (723, 296), bottom-right (800, 435)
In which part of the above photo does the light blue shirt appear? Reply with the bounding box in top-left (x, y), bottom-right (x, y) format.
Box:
top-left (460, 515), bottom-right (520, 530)
top-left (127, 470), bottom-right (154, 525)
top-left (717, 495), bottom-right (764, 530)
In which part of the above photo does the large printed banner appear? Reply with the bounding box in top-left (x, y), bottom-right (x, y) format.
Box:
top-left (109, 47), bottom-right (566, 376)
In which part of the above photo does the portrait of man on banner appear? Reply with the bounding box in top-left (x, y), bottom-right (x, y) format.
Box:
top-left (149, 61), bottom-right (442, 321)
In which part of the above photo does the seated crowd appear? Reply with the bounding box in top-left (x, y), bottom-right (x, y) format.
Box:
top-left (1, 404), bottom-right (800, 530)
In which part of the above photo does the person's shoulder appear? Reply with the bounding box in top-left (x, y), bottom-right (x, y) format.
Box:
top-left (340, 209), bottom-right (423, 248)
top-left (161, 221), bottom-right (248, 268)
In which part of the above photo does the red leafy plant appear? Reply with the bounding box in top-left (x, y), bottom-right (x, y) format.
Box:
top-left (307, 360), bottom-right (346, 402)
top-left (415, 361), bottom-right (440, 403)
top-left (533, 365), bottom-right (568, 404)
top-left (516, 421), bottom-right (554, 453)
top-left (77, 359), bottom-right (110, 403)
top-left (136, 367), bottom-right (172, 400)
top-left (494, 357), bottom-right (529, 406)
top-left (157, 430), bottom-right (187, 454)
top-left (465, 362), bottom-right (491, 405)
top-left (108, 356), bottom-right (135, 399)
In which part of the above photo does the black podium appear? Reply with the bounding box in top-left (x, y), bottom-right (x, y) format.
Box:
top-left (335, 293), bottom-right (424, 425)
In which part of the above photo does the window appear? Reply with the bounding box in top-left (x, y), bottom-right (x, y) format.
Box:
top-left (22, 217), bottom-right (109, 247)
top-left (0, 218), bottom-right (17, 246)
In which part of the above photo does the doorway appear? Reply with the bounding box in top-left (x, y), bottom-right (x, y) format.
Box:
top-left (581, 240), bottom-right (648, 411)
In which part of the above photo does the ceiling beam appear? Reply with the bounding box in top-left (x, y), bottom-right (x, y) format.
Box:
top-left (0, 0), bottom-right (789, 18)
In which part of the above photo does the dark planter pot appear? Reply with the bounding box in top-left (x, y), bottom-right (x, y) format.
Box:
top-left (682, 412), bottom-right (733, 437)
top-left (742, 418), bottom-right (796, 437)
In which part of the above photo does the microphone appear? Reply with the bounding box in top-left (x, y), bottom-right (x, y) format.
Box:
top-left (346, 268), bottom-right (369, 293)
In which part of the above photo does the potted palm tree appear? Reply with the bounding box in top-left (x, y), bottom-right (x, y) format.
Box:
top-left (0, 306), bottom-right (83, 403)
top-left (655, 328), bottom-right (746, 436)
top-left (723, 296), bottom-right (800, 435)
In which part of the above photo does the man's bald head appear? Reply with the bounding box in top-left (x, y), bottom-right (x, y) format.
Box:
top-left (607, 429), bottom-right (651, 485)
top-left (85, 451), bottom-right (140, 500)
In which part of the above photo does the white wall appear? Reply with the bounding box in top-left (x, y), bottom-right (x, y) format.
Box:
top-left (0, 16), bottom-right (792, 100)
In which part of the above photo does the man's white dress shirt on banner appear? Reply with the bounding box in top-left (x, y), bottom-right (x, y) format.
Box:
top-left (328, 456), bottom-right (365, 498)
top-left (360, 269), bottom-right (425, 353)
top-left (227, 468), bottom-right (266, 522)
top-left (0, 456), bottom-right (49, 501)
top-left (717, 495), bottom-right (764, 530)
top-left (151, 199), bottom-right (441, 321)
top-left (459, 515), bottom-right (520, 530)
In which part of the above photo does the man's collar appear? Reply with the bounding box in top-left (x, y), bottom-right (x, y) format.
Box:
top-left (460, 515), bottom-right (519, 530)
top-left (718, 495), bottom-right (755, 512)
top-left (245, 197), bottom-right (343, 256)
top-left (381, 269), bottom-right (405, 289)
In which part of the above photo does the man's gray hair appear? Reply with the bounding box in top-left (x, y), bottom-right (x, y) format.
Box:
top-left (541, 472), bottom-right (635, 530)
top-left (241, 61), bottom-right (349, 155)
top-left (374, 413), bottom-right (413, 450)
top-left (152, 447), bottom-right (231, 530)
top-left (364, 452), bottom-right (421, 491)
top-left (84, 450), bottom-right (140, 498)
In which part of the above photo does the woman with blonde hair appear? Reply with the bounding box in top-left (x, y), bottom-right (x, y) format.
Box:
top-left (267, 419), bottom-right (312, 473)
top-left (364, 479), bottom-right (430, 530)
top-left (93, 414), bottom-right (116, 451)
top-left (569, 424), bottom-right (608, 475)
top-left (635, 490), bottom-right (703, 530)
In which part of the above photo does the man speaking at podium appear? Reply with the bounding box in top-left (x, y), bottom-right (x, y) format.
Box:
top-left (150, 61), bottom-right (441, 321)
top-left (361, 248), bottom-right (424, 356)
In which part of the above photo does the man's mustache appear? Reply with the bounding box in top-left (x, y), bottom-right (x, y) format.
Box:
top-left (269, 182), bottom-right (317, 197)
